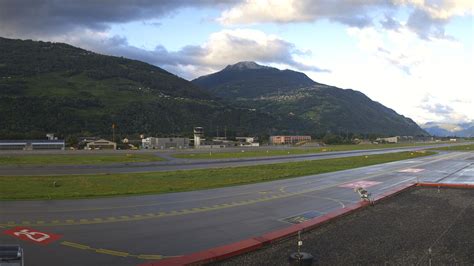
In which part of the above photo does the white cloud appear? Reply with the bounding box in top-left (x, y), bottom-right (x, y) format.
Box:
top-left (218, 0), bottom-right (384, 27)
top-left (393, 0), bottom-right (473, 20)
top-left (314, 23), bottom-right (474, 124)
top-left (46, 28), bottom-right (327, 79)
top-left (218, 0), bottom-right (473, 40)
top-left (195, 29), bottom-right (328, 72)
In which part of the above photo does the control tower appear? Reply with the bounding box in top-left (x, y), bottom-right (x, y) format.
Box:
top-left (193, 127), bottom-right (204, 148)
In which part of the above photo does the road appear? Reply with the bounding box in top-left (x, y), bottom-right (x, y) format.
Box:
top-left (1, 151), bottom-right (473, 265)
top-left (0, 143), bottom-right (464, 176)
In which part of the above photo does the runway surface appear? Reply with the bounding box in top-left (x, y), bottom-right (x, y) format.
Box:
top-left (0, 143), bottom-right (464, 176)
top-left (1, 150), bottom-right (473, 265)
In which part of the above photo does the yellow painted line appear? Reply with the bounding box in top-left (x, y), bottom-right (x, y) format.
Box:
top-left (1, 152), bottom-right (463, 228)
top-left (61, 241), bottom-right (91, 250)
top-left (135, 254), bottom-right (164, 260)
top-left (61, 240), bottom-right (171, 260)
top-left (96, 249), bottom-right (129, 257)
top-left (1, 190), bottom-right (257, 214)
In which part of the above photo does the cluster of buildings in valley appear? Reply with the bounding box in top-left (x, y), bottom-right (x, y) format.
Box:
top-left (0, 128), bottom-right (446, 151)
top-left (0, 128), bottom-right (316, 151)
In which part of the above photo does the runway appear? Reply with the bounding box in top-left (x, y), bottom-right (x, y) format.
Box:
top-left (0, 143), bottom-right (463, 176)
top-left (1, 150), bottom-right (473, 265)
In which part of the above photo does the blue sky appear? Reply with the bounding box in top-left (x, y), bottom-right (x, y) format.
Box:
top-left (0, 0), bottom-right (472, 125)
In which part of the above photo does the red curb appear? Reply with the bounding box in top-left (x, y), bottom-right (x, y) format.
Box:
top-left (141, 183), bottom-right (417, 266)
top-left (416, 182), bottom-right (474, 189)
top-left (372, 182), bottom-right (416, 203)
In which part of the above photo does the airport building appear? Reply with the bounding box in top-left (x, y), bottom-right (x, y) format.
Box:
top-left (85, 139), bottom-right (117, 150)
top-left (0, 140), bottom-right (65, 150)
top-left (270, 135), bottom-right (311, 145)
top-left (142, 137), bottom-right (189, 149)
top-left (376, 136), bottom-right (399, 143)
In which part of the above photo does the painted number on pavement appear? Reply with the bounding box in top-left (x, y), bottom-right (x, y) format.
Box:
top-left (398, 168), bottom-right (424, 173)
top-left (339, 180), bottom-right (381, 189)
top-left (3, 227), bottom-right (62, 245)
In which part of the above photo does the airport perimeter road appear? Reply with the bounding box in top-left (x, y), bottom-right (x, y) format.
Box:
top-left (0, 143), bottom-right (464, 176)
top-left (1, 151), bottom-right (473, 265)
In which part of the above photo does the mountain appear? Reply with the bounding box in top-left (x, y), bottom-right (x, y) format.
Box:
top-left (193, 61), bottom-right (316, 99)
top-left (193, 61), bottom-right (427, 136)
top-left (0, 37), bottom-right (281, 139)
top-left (422, 122), bottom-right (474, 137)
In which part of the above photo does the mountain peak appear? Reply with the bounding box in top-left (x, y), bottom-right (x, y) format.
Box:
top-left (224, 61), bottom-right (269, 71)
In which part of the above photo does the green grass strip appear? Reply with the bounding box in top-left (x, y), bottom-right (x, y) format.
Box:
top-left (173, 143), bottom-right (445, 159)
top-left (0, 151), bottom-right (434, 200)
top-left (428, 144), bottom-right (474, 151)
top-left (0, 153), bottom-right (163, 165)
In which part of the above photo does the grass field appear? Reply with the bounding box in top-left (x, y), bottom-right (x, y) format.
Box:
top-left (0, 153), bottom-right (164, 165)
top-left (0, 151), bottom-right (434, 200)
top-left (173, 143), bottom-right (442, 159)
top-left (428, 143), bottom-right (474, 151)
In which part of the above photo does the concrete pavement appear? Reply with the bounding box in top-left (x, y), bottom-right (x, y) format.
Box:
top-left (0, 143), bottom-right (464, 176)
top-left (1, 150), bottom-right (473, 265)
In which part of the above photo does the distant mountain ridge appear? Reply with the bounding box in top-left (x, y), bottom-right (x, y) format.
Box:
top-left (193, 61), bottom-right (427, 136)
top-left (422, 122), bottom-right (474, 137)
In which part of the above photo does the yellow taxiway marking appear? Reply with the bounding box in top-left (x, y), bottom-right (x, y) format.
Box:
top-left (60, 241), bottom-right (173, 260)
top-left (1, 152), bottom-right (463, 228)
top-left (1, 190), bottom-right (256, 214)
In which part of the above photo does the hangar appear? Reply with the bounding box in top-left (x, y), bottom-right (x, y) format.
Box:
top-left (0, 140), bottom-right (65, 150)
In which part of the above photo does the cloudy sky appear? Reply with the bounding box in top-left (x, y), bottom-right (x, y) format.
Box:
top-left (1, 0), bottom-right (472, 125)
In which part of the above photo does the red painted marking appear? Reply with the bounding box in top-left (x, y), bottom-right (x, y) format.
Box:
top-left (398, 168), bottom-right (424, 173)
top-left (3, 227), bottom-right (62, 245)
top-left (339, 180), bottom-right (381, 189)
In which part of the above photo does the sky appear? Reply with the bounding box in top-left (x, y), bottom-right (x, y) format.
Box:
top-left (0, 0), bottom-right (473, 126)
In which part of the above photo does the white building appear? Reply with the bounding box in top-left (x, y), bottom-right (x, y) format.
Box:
top-left (142, 137), bottom-right (189, 149)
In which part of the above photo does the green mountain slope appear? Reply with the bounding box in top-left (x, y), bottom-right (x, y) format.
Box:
top-left (0, 38), bottom-right (279, 138)
top-left (193, 61), bottom-right (316, 99)
top-left (192, 62), bottom-right (427, 136)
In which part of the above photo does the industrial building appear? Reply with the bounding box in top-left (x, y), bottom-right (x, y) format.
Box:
top-left (235, 137), bottom-right (260, 147)
top-left (85, 139), bottom-right (117, 150)
top-left (376, 136), bottom-right (399, 143)
top-left (0, 140), bottom-right (65, 150)
top-left (270, 135), bottom-right (311, 145)
top-left (142, 137), bottom-right (189, 149)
